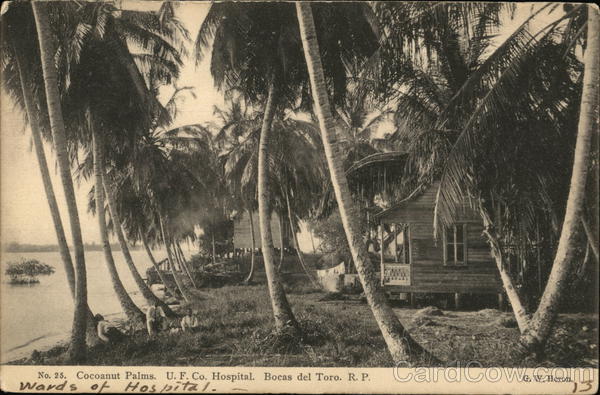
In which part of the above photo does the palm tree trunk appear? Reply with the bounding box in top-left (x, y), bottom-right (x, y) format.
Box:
top-left (285, 189), bottom-right (319, 287)
top-left (244, 209), bottom-right (256, 283)
top-left (520, 7), bottom-right (599, 353)
top-left (102, 179), bottom-right (176, 317)
top-left (581, 217), bottom-right (599, 262)
top-left (480, 210), bottom-right (530, 332)
top-left (257, 79), bottom-right (299, 331)
top-left (278, 213), bottom-right (285, 270)
top-left (140, 231), bottom-right (179, 299)
top-left (296, 2), bottom-right (436, 364)
top-left (211, 233), bottom-right (217, 265)
top-left (15, 48), bottom-right (102, 346)
top-left (32, 2), bottom-right (87, 362)
top-left (177, 242), bottom-right (198, 289)
top-left (168, 241), bottom-right (192, 303)
top-left (15, 51), bottom-right (76, 299)
top-left (92, 132), bottom-right (145, 325)
top-left (158, 214), bottom-right (192, 303)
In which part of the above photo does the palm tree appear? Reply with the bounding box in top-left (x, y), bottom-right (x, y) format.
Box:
top-left (2, 5), bottom-right (76, 300)
top-left (92, 130), bottom-right (145, 325)
top-left (32, 1), bottom-right (88, 362)
top-left (296, 2), bottom-right (437, 364)
top-left (159, 213), bottom-right (193, 303)
top-left (195, 3), bottom-right (304, 330)
top-left (9, 38), bottom-right (102, 346)
top-left (256, 82), bottom-right (299, 330)
top-left (140, 229), bottom-right (179, 298)
top-left (102, 175), bottom-right (176, 317)
top-left (369, 3), bottom-right (585, 334)
top-left (520, 5), bottom-right (599, 353)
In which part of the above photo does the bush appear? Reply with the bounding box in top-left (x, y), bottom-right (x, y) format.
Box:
top-left (5, 259), bottom-right (55, 284)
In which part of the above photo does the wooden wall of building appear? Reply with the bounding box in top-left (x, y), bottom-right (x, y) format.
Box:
top-left (380, 184), bottom-right (502, 294)
top-left (233, 211), bottom-right (291, 250)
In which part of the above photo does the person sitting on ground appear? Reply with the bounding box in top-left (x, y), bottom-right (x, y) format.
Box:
top-left (95, 314), bottom-right (125, 343)
top-left (146, 301), bottom-right (167, 337)
top-left (180, 308), bottom-right (200, 332)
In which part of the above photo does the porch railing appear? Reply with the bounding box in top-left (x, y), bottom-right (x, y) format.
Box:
top-left (382, 263), bottom-right (411, 286)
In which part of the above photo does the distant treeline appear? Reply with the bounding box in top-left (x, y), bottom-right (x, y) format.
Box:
top-left (2, 242), bottom-right (142, 253)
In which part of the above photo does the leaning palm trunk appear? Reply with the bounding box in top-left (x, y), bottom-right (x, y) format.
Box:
top-left (32, 2), bottom-right (87, 362)
top-left (16, 49), bottom-right (100, 346)
top-left (278, 213), bottom-right (285, 270)
top-left (296, 2), bottom-right (436, 364)
top-left (158, 215), bottom-right (192, 303)
top-left (211, 233), bottom-right (217, 265)
top-left (244, 209), bottom-right (256, 283)
top-left (520, 7), bottom-right (599, 353)
top-left (285, 189), bottom-right (319, 287)
top-left (581, 217), bottom-right (599, 262)
top-left (140, 231), bottom-right (179, 299)
top-left (92, 132), bottom-right (145, 325)
top-left (257, 79), bottom-right (299, 331)
top-left (15, 52), bottom-right (76, 299)
top-left (102, 179), bottom-right (176, 317)
top-left (480, 208), bottom-right (530, 332)
top-left (176, 242), bottom-right (198, 289)
top-left (167, 242), bottom-right (192, 303)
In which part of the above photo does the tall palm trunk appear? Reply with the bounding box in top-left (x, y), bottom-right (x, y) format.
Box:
top-left (285, 189), bottom-right (318, 287)
top-left (257, 79), bottom-right (299, 331)
top-left (102, 179), bottom-right (176, 317)
top-left (278, 213), bottom-right (285, 270)
top-left (158, 214), bottom-right (192, 303)
top-left (480, 208), bottom-right (530, 332)
top-left (176, 242), bottom-right (198, 289)
top-left (296, 2), bottom-right (436, 364)
top-left (32, 2), bottom-right (87, 362)
top-left (168, 241), bottom-right (192, 302)
top-left (15, 49), bottom-right (101, 346)
top-left (92, 132), bottom-right (145, 325)
top-left (140, 231), bottom-right (179, 299)
top-left (15, 51), bottom-right (76, 299)
top-left (520, 7), bottom-right (599, 353)
top-left (244, 209), bottom-right (256, 283)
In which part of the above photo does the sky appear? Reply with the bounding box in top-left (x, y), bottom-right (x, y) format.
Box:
top-left (0, 1), bottom-right (558, 250)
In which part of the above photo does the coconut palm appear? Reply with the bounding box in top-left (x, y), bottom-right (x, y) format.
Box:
top-left (1, 3), bottom-right (77, 301)
top-left (32, 1), bottom-right (88, 362)
top-left (295, 2), bottom-right (437, 364)
top-left (92, 130), bottom-right (146, 325)
top-left (195, 2), bottom-right (307, 331)
top-left (197, 2), bottom-right (378, 331)
top-left (363, 3), bottom-right (586, 335)
top-left (65, 0), bottom-right (189, 322)
top-left (519, 5), bottom-right (599, 354)
top-left (102, 174), bottom-right (176, 317)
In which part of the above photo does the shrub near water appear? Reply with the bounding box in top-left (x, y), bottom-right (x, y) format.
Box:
top-left (5, 259), bottom-right (55, 284)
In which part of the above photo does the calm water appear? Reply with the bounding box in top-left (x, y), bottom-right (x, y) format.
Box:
top-left (0, 248), bottom-right (175, 363)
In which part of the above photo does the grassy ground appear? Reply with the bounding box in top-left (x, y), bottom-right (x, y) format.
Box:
top-left (12, 271), bottom-right (598, 367)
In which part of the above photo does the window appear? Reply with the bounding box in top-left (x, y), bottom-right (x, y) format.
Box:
top-left (444, 224), bottom-right (467, 266)
top-left (383, 223), bottom-right (411, 264)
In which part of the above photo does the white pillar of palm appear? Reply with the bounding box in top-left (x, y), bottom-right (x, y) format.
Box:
top-left (296, 3), bottom-right (436, 364)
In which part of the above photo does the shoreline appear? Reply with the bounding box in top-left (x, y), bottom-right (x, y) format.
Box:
top-left (1, 311), bottom-right (130, 364)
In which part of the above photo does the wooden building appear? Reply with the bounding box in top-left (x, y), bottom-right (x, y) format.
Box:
top-left (233, 211), bottom-right (291, 250)
top-left (374, 182), bottom-right (503, 307)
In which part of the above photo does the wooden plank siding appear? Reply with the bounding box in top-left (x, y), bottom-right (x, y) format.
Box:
top-left (378, 183), bottom-right (502, 294)
top-left (233, 211), bottom-right (291, 250)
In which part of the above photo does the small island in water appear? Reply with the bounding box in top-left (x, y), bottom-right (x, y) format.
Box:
top-left (5, 259), bottom-right (55, 285)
